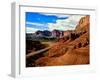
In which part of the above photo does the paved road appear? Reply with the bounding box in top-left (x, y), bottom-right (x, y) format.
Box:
top-left (26, 47), bottom-right (51, 58)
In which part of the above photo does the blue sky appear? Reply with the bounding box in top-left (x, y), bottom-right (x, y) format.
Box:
top-left (26, 12), bottom-right (84, 33)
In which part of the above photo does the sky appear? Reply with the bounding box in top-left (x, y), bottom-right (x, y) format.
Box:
top-left (26, 12), bottom-right (84, 33)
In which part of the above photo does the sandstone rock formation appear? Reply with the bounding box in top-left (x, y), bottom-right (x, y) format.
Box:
top-left (34, 15), bottom-right (90, 66)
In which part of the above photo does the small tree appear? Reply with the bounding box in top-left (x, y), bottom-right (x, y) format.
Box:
top-left (78, 42), bottom-right (82, 48)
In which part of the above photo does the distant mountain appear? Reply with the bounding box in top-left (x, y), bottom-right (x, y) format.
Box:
top-left (26, 29), bottom-right (66, 41)
top-left (36, 30), bottom-right (52, 37)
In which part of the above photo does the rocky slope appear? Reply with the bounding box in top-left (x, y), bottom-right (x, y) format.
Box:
top-left (34, 15), bottom-right (90, 66)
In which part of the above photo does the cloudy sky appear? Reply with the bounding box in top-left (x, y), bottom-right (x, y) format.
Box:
top-left (26, 12), bottom-right (84, 33)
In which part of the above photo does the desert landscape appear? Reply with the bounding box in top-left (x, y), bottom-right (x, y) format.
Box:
top-left (26, 12), bottom-right (90, 67)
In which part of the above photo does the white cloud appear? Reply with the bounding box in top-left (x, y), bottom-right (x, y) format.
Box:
top-left (26, 21), bottom-right (49, 31)
top-left (48, 15), bottom-right (85, 31)
top-left (26, 27), bottom-right (39, 33)
top-left (26, 22), bottom-right (46, 27)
